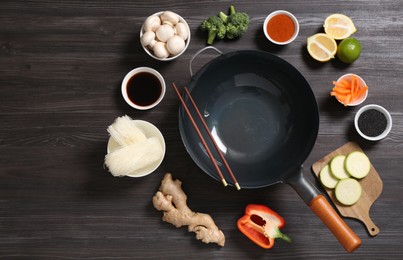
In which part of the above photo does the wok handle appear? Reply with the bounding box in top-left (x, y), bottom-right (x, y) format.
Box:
top-left (310, 195), bottom-right (362, 253)
top-left (287, 168), bottom-right (361, 252)
top-left (189, 46), bottom-right (223, 76)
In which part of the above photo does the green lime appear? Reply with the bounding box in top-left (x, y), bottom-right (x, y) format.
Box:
top-left (337, 38), bottom-right (361, 64)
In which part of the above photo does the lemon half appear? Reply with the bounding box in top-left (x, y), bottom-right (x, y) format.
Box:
top-left (307, 33), bottom-right (337, 62)
top-left (324, 14), bottom-right (357, 40)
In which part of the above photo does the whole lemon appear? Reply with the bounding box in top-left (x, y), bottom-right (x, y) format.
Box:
top-left (337, 38), bottom-right (362, 64)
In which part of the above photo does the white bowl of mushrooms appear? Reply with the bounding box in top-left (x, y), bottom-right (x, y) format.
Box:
top-left (140, 11), bottom-right (190, 61)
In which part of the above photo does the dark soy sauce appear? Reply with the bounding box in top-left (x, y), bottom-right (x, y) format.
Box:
top-left (358, 109), bottom-right (387, 137)
top-left (126, 72), bottom-right (162, 107)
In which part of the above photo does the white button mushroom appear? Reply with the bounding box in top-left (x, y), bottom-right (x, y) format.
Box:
top-left (156, 24), bottom-right (175, 42)
top-left (140, 31), bottom-right (157, 48)
top-left (153, 42), bottom-right (170, 59)
top-left (166, 35), bottom-right (186, 56)
top-left (174, 22), bottom-right (189, 41)
top-left (143, 15), bottom-right (161, 32)
top-left (160, 11), bottom-right (179, 26)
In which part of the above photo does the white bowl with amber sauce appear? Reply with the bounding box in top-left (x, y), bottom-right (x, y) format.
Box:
top-left (263, 10), bottom-right (299, 45)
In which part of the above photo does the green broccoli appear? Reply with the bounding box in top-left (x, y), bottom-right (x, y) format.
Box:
top-left (219, 5), bottom-right (250, 39)
top-left (200, 16), bottom-right (227, 45)
top-left (218, 5), bottom-right (235, 24)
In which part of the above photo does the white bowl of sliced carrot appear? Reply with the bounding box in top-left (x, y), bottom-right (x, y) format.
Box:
top-left (330, 73), bottom-right (368, 106)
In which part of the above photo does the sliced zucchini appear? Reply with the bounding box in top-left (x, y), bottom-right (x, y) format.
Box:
top-left (329, 155), bottom-right (350, 179)
top-left (345, 151), bottom-right (371, 179)
top-left (319, 164), bottom-right (339, 189)
top-left (335, 178), bottom-right (362, 206)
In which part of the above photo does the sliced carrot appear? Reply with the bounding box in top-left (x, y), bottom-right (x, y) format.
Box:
top-left (332, 87), bottom-right (350, 94)
top-left (333, 81), bottom-right (350, 89)
top-left (344, 94), bottom-right (351, 106)
top-left (337, 79), bottom-right (350, 88)
top-left (350, 78), bottom-right (356, 95)
top-left (330, 75), bottom-right (368, 106)
top-left (336, 94), bottom-right (347, 103)
top-left (351, 85), bottom-right (368, 102)
top-left (351, 75), bottom-right (359, 95)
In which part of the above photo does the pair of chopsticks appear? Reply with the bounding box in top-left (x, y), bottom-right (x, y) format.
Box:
top-left (172, 83), bottom-right (240, 190)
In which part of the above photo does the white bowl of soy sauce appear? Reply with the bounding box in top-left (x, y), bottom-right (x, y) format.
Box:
top-left (121, 67), bottom-right (166, 110)
top-left (355, 104), bottom-right (392, 141)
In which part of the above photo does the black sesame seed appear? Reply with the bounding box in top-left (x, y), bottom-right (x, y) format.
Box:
top-left (358, 109), bottom-right (387, 137)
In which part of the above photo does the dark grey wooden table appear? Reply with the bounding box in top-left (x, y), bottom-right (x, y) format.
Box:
top-left (1, 0), bottom-right (402, 259)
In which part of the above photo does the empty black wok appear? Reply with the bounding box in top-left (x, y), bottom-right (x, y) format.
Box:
top-left (178, 47), bottom-right (361, 252)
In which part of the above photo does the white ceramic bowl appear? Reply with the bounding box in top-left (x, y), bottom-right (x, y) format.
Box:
top-left (140, 11), bottom-right (190, 61)
top-left (335, 73), bottom-right (368, 106)
top-left (263, 10), bottom-right (299, 45)
top-left (354, 104), bottom-right (392, 141)
top-left (107, 120), bottom-right (166, 177)
top-left (121, 67), bottom-right (166, 110)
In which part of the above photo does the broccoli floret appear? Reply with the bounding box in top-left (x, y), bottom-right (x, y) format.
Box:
top-left (200, 16), bottom-right (226, 45)
top-left (219, 5), bottom-right (249, 39)
top-left (218, 5), bottom-right (235, 23)
top-left (225, 12), bottom-right (249, 39)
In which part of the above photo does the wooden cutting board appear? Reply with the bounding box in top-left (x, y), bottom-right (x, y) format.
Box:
top-left (312, 142), bottom-right (383, 236)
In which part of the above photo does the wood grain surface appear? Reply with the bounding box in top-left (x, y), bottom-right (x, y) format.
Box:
top-left (1, 0), bottom-right (403, 259)
top-left (312, 142), bottom-right (383, 236)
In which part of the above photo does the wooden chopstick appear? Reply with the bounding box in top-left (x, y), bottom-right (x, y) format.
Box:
top-left (183, 87), bottom-right (240, 190)
top-left (172, 83), bottom-right (227, 187)
top-left (172, 83), bottom-right (240, 190)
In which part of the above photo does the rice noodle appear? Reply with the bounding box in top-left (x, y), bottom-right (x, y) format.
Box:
top-left (105, 137), bottom-right (163, 176)
top-left (107, 115), bottom-right (146, 146)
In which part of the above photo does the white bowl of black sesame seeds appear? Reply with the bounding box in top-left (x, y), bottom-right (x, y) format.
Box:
top-left (354, 104), bottom-right (392, 141)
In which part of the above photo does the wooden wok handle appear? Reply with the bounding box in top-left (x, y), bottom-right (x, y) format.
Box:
top-left (310, 195), bottom-right (362, 253)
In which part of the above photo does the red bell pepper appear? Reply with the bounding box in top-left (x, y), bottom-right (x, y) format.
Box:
top-left (237, 204), bottom-right (291, 249)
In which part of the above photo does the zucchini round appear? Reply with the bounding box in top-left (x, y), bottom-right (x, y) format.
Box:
top-left (335, 178), bottom-right (362, 206)
top-left (345, 151), bottom-right (371, 179)
top-left (329, 155), bottom-right (350, 179)
top-left (320, 164), bottom-right (339, 189)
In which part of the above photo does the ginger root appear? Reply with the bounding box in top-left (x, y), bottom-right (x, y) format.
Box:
top-left (152, 173), bottom-right (225, 246)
